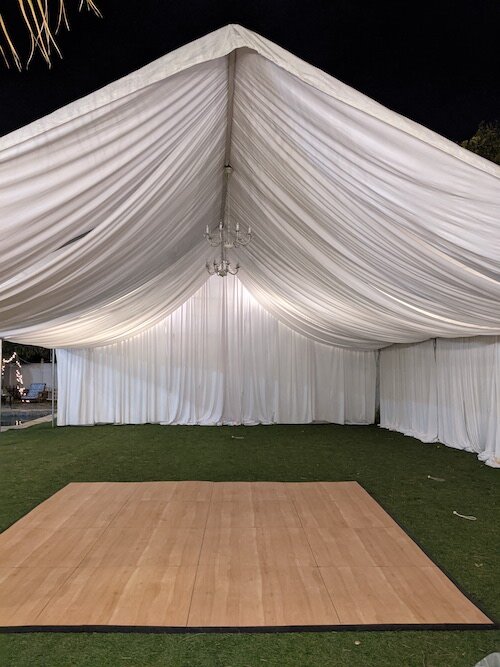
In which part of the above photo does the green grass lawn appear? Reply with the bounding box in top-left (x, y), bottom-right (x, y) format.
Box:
top-left (0, 422), bottom-right (498, 666)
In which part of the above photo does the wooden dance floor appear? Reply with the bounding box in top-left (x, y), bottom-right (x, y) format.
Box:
top-left (0, 482), bottom-right (492, 630)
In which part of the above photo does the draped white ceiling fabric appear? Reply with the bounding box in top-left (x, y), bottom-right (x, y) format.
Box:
top-left (56, 275), bottom-right (377, 426)
top-left (0, 24), bottom-right (499, 348)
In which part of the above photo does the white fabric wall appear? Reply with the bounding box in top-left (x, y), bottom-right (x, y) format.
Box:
top-left (380, 337), bottom-right (500, 467)
top-left (56, 276), bottom-right (376, 426)
top-left (436, 337), bottom-right (499, 466)
top-left (379, 339), bottom-right (438, 443)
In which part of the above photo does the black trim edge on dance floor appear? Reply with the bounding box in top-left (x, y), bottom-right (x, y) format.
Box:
top-left (0, 622), bottom-right (497, 634)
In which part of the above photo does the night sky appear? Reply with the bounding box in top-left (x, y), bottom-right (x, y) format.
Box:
top-left (0, 0), bottom-right (498, 141)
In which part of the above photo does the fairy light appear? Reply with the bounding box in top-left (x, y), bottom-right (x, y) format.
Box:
top-left (1, 351), bottom-right (24, 395)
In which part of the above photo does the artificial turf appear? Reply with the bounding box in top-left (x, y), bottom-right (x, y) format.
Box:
top-left (0, 422), bottom-right (498, 666)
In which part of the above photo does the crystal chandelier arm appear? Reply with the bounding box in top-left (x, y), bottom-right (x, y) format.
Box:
top-left (233, 226), bottom-right (252, 247)
top-left (204, 225), bottom-right (222, 247)
top-left (221, 218), bottom-right (227, 267)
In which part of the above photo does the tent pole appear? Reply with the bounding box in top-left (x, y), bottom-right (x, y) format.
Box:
top-left (223, 49), bottom-right (236, 167)
top-left (51, 349), bottom-right (55, 428)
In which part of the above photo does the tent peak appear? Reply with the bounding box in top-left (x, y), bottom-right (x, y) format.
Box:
top-left (1, 23), bottom-right (498, 180)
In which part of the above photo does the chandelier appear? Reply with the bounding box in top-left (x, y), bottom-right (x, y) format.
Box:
top-left (205, 165), bottom-right (252, 277)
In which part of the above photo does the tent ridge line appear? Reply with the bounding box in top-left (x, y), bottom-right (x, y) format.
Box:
top-left (223, 49), bottom-right (236, 170)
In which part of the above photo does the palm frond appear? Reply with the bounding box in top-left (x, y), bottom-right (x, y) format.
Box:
top-left (0, 0), bottom-right (101, 70)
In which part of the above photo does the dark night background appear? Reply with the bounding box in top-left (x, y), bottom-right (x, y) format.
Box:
top-left (0, 0), bottom-right (498, 142)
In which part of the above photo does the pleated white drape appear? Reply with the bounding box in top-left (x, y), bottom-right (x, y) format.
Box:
top-left (380, 337), bottom-right (500, 467)
top-left (379, 339), bottom-right (438, 443)
top-left (436, 337), bottom-right (499, 466)
top-left (56, 276), bottom-right (377, 426)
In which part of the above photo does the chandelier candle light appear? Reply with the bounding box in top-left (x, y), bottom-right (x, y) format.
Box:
top-left (205, 165), bottom-right (252, 277)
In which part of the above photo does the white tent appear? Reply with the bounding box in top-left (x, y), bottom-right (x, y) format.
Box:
top-left (0, 25), bottom-right (499, 464)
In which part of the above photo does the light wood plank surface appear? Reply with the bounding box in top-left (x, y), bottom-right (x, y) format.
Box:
top-left (36, 565), bottom-right (198, 626)
top-left (188, 565), bottom-right (340, 627)
top-left (319, 566), bottom-right (492, 625)
top-left (319, 482), bottom-right (394, 529)
top-left (0, 567), bottom-right (72, 626)
top-left (0, 525), bottom-right (104, 568)
top-left (0, 481), bottom-right (492, 628)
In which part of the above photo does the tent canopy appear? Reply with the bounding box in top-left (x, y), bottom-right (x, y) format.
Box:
top-left (0, 24), bottom-right (499, 349)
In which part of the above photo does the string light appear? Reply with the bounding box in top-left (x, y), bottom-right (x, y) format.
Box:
top-left (1, 352), bottom-right (24, 395)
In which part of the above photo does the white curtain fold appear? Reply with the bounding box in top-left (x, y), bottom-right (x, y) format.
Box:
top-left (56, 275), bottom-right (377, 426)
top-left (379, 339), bottom-right (438, 442)
top-left (380, 337), bottom-right (500, 466)
top-left (436, 337), bottom-right (500, 467)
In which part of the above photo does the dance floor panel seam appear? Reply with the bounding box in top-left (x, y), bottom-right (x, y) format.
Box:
top-left (0, 481), bottom-right (493, 631)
